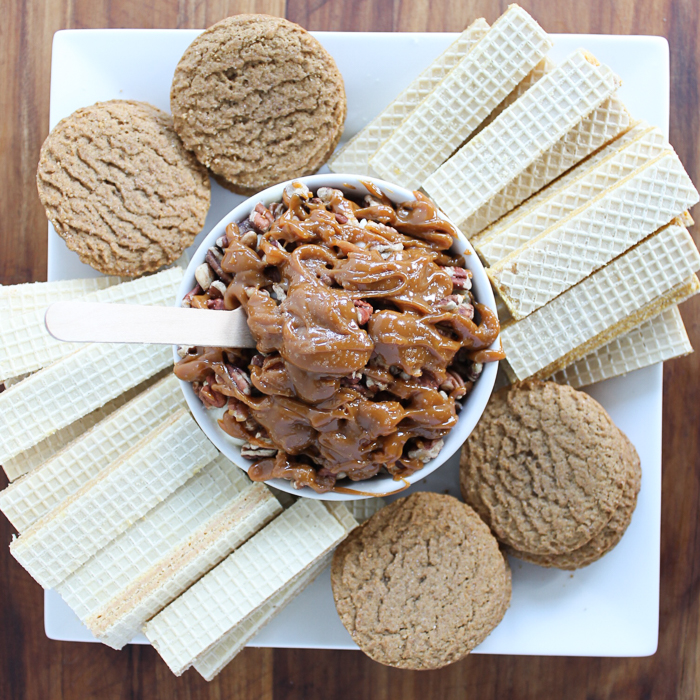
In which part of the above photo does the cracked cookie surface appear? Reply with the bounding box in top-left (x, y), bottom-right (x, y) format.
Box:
top-left (170, 14), bottom-right (346, 195)
top-left (460, 380), bottom-right (630, 556)
top-left (507, 432), bottom-right (641, 569)
top-left (330, 492), bottom-right (511, 670)
top-left (36, 100), bottom-right (211, 276)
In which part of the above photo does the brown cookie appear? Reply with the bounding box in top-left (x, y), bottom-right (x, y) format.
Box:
top-left (508, 432), bottom-right (641, 569)
top-left (460, 380), bottom-right (629, 556)
top-left (170, 14), bottom-right (346, 195)
top-left (37, 100), bottom-right (210, 277)
top-left (331, 492), bottom-right (511, 670)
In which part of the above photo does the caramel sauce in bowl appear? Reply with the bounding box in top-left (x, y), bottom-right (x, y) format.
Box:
top-left (174, 173), bottom-right (500, 501)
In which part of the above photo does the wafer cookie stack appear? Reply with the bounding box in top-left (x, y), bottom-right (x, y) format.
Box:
top-left (475, 122), bottom-right (661, 264)
top-left (369, 5), bottom-right (551, 189)
top-left (500, 220), bottom-right (700, 380)
top-left (0, 276), bottom-right (124, 315)
top-left (328, 19), bottom-right (490, 175)
top-left (550, 306), bottom-right (693, 388)
top-left (0, 267), bottom-right (183, 381)
top-left (460, 95), bottom-right (633, 238)
top-left (488, 148), bottom-right (699, 319)
top-left (1, 368), bottom-right (171, 482)
top-left (0, 339), bottom-right (173, 464)
top-left (424, 49), bottom-right (621, 230)
top-left (10, 409), bottom-right (217, 589)
top-left (472, 122), bottom-right (652, 252)
top-left (0, 374), bottom-right (185, 531)
top-left (144, 499), bottom-right (356, 676)
top-left (58, 462), bottom-right (280, 649)
top-left (194, 552), bottom-right (332, 681)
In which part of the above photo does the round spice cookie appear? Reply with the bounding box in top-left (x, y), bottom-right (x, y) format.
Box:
top-left (331, 492), bottom-right (511, 670)
top-left (170, 14), bottom-right (346, 195)
top-left (508, 432), bottom-right (641, 570)
top-left (460, 380), bottom-right (630, 556)
top-left (37, 100), bottom-right (211, 277)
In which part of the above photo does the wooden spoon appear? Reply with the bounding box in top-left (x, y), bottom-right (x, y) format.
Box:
top-left (45, 301), bottom-right (257, 348)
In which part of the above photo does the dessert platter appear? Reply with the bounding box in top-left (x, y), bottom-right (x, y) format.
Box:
top-left (1, 6), bottom-right (697, 677)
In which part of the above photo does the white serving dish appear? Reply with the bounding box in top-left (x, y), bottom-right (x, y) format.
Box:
top-left (175, 173), bottom-right (498, 500)
top-left (44, 28), bottom-right (668, 656)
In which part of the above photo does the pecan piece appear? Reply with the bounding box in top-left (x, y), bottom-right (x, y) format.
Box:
top-left (195, 263), bottom-right (215, 291)
top-left (205, 247), bottom-right (233, 285)
top-left (249, 202), bottom-right (275, 233)
top-left (241, 442), bottom-right (278, 459)
top-left (407, 438), bottom-right (444, 463)
top-left (443, 266), bottom-right (472, 290)
top-left (199, 375), bottom-right (227, 409)
top-left (353, 299), bottom-right (373, 325)
top-left (207, 298), bottom-right (226, 310)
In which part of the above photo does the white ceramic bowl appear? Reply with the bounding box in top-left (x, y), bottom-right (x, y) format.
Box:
top-left (174, 173), bottom-right (499, 500)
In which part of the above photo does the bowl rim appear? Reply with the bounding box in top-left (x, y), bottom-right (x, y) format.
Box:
top-left (173, 173), bottom-right (499, 500)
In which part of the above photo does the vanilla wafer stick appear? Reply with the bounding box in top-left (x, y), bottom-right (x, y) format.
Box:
top-left (194, 553), bottom-right (332, 681)
top-left (11, 409), bottom-right (217, 589)
top-left (424, 49), bottom-right (621, 229)
top-left (500, 221), bottom-right (700, 380)
top-left (0, 276), bottom-right (124, 316)
top-left (0, 267), bottom-right (183, 381)
top-left (369, 6), bottom-right (551, 189)
top-left (59, 470), bottom-right (280, 650)
top-left (344, 497), bottom-right (386, 524)
top-left (0, 374), bottom-right (184, 531)
top-left (1, 368), bottom-right (170, 482)
top-left (472, 122), bottom-right (653, 249)
top-left (328, 18), bottom-right (490, 176)
top-left (0, 339), bottom-right (173, 464)
top-left (144, 499), bottom-right (354, 676)
top-left (550, 306), bottom-right (693, 388)
top-left (478, 125), bottom-right (669, 266)
top-left (460, 94), bottom-right (633, 238)
top-left (489, 149), bottom-right (700, 319)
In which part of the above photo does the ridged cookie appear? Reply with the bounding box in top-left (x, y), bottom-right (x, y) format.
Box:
top-left (507, 432), bottom-right (641, 569)
top-left (37, 100), bottom-right (210, 276)
top-left (331, 492), bottom-right (510, 670)
top-left (460, 381), bottom-right (630, 555)
top-left (171, 15), bottom-right (346, 195)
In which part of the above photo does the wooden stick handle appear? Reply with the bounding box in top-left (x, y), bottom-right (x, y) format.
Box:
top-left (45, 302), bottom-right (257, 348)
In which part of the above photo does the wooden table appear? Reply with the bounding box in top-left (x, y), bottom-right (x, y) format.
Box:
top-left (2, 1), bottom-right (699, 698)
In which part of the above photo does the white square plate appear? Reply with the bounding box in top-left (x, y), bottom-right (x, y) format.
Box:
top-left (43, 29), bottom-right (668, 656)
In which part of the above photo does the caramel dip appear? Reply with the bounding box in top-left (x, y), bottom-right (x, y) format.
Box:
top-left (175, 182), bottom-right (502, 493)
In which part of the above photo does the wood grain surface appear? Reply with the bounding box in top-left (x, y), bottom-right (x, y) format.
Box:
top-left (1, 0), bottom-right (699, 698)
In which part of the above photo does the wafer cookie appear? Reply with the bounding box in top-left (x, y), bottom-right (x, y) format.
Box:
top-left (0, 339), bottom-right (172, 464)
top-left (144, 499), bottom-right (354, 675)
top-left (64, 477), bottom-right (280, 649)
top-left (489, 149), bottom-right (700, 319)
top-left (328, 19), bottom-right (490, 176)
top-left (345, 497), bottom-right (386, 524)
top-left (478, 125), bottom-right (669, 265)
top-left (194, 553), bottom-right (332, 681)
top-left (551, 306), bottom-right (692, 388)
top-left (472, 122), bottom-right (652, 249)
top-left (0, 267), bottom-right (183, 382)
top-left (461, 95), bottom-right (633, 238)
top-left (1, 368), bottom-right (170, 483)
top-left (368, 5), bottom-right (551, 189)
top-left (0, 374), bottom-right (183, 531)
top-left (0, 276), bottom-right (124, 316)
top-left (500, 221), bottom-right (700, 380)
top-left (11, 409), bottom-right (216, 589)
top-left (424, 49), bottom-right (621, 229)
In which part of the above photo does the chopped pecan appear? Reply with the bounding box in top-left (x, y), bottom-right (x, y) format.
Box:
top-left (227, 397), bottom-right (249, 422)
top-left (466, 362), bottom-right (483, 383)
top-left (205, 247), bottom-right (232, 285)
top-left (269, 202), bottom-right (286, 219)
top-left (445, 266), bottom-right (472, 290)
top-left (195, 263), bottom-right (215, 291)
top-left (199, 375), bottom-right (226, 409)
top-left (224, 364), bottom-right (253, 395)
top-left (240, 231), bottom-right (258, 249)
top-left (440, 370), bottom-right (467, 400)
top-left (182, 283), bottom-right (203, 307)
top-left (353, 299), bottom-right (373, 325)
top-left (241, 443), bottom-right (278, 459)
top-left (207, 298), bottom-right (226, 310)
top-left (209, 280), bottom-right (227, 299)
top-left (216, 234), bottom-right (229, 250)
top-left (335, 212), bottom-right (349, 224)
top-left (249, 202), bottom-right (275, 233)
top-left (407, 438), bottom-right (444, 463)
